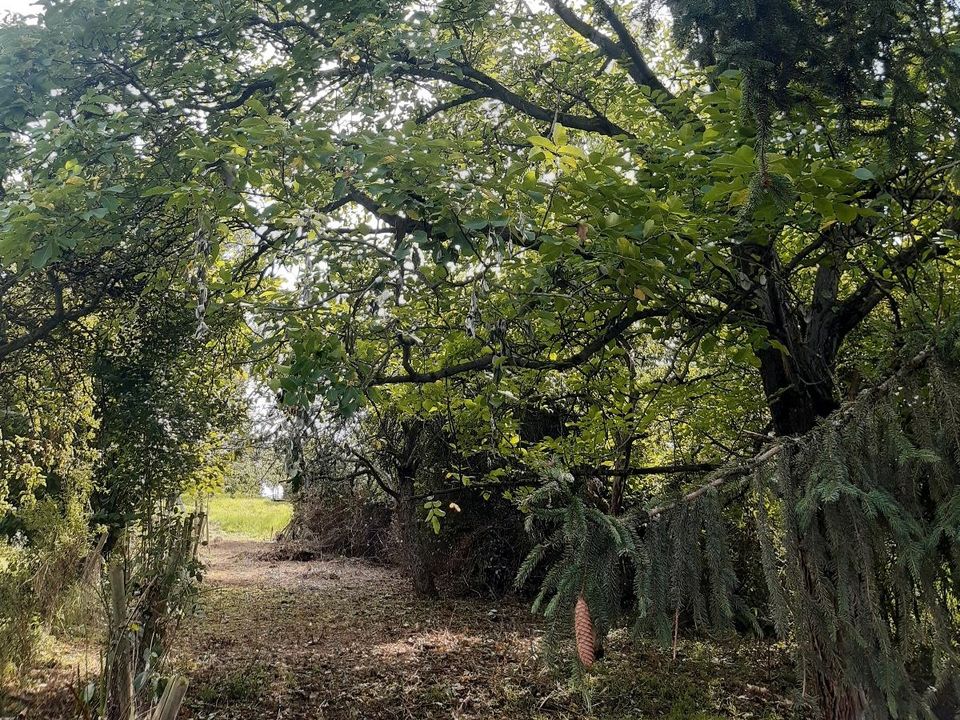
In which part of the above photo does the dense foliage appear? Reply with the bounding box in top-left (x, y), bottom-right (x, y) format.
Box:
top-left (1, 0), bottom-right (959, 718)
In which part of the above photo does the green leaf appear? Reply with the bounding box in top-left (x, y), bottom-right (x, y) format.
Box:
top-left (527, 135), bottom-right (557, 151)
top-left (29, 242), bottom-right (54, 268)
top-left (552, 124), bottom-right (567, 147)
top-left (835, 204), bottom-right (858, 223)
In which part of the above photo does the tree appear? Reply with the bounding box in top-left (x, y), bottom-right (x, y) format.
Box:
top-left (2, 1), bottom-right (959, 717)
top-left (89, 287), bottom-right (248, 548)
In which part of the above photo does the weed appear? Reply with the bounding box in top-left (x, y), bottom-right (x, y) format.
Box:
top-left (196, 662), bottom-right (271, 706)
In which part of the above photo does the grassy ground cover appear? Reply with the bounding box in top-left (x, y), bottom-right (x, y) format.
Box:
top-left (204, 496), bottom-right (293, 540)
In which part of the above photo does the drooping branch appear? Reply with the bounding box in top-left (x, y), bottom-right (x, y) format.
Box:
top-left (644, 343), bottom-right (935, 519)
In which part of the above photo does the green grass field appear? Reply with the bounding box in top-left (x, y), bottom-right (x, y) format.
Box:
top-left (205, 496), bottom-right (292, 540)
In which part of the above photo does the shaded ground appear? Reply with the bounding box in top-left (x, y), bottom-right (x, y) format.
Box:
top-left (1, 624), bottom-right (98, 718)
top-left (3, 535), bottom-right (799, 719)
top-left (175, 538), bottom-right (799, 720)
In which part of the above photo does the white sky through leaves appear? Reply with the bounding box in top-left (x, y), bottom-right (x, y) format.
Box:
top-left (0, 0), bottom-right (40, 16)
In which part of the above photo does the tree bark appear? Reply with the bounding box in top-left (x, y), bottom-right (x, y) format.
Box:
top-left (746, 241), bottom-right (839, 436)
top-left (745, 242), bottom-right (866, 720)
top-left (757, 352), bottom-right (868, 720)
top-left (609, 342), bottom-right (639, 515)
top-left (756, 343), bottom-right (837, 436)
top-left (397, 471), bottom-right (437, 598)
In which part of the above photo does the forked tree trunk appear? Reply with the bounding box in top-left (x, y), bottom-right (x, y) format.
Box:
top-left (732, 235), bottom-right (867, 719)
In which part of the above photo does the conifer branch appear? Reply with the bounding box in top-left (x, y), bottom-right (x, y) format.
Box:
top-left (646, 344), bottom-right (935, 519)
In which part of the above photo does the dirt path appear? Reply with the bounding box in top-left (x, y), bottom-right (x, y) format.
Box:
top-left (7, 537), bottom-right (795, 719)
top-left (175, 539), bottom-right (796, 720)
top-left (175, 537), bottom-right (562, 720)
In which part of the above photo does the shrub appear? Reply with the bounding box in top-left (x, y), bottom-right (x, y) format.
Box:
top-left (0, 494), bottom-right (92, 683)
top-left (423, 491), bottom-right (531, 598)
top-left (82, 509), bottom-right (204, 720)
top-left (276, 491), bottom-right (391, 559)
top-left (0, 541), bottom-right (41, 682)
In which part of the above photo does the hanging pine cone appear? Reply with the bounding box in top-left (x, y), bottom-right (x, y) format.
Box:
top-left (574, 593), bottom-right (596, 667)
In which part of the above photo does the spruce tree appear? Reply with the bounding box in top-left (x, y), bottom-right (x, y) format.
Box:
top-left (520, 332), bottom-right (960, 719)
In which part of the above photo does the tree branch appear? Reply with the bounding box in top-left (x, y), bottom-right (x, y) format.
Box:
top-left (187, 78), bottom-right (276, 112)
top-left (546, 0), bottom-right (690, 127)
top-left (367, 306), bottom-right (664, 385)
top-left (402, 58), bottom-right (634, 138)
top-left (417, 92), bottom-right (484, 123)
top-left (830, 231), bottom-right (950, 346)
top-left (645, 344), bottom-right (935, 519)
top-left (0, 286), bottom-right (107, 363)
top-left (588, 462), bottom-right (720, 477)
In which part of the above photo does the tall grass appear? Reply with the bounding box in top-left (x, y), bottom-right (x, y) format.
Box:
top-left (205, 496), bottom-right (292, 540)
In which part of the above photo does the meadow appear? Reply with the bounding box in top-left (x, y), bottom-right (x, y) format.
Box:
top-left (203, 496), bottom-right (293, 540)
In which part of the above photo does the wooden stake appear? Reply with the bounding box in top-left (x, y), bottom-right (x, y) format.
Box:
top-left (107, 561), bottom-right (135, 720)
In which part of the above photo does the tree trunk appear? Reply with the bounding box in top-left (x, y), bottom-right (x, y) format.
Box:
top-left (756, 343), bottom-right (837, 436)
top-left (397, 471), bottom-right (437, 598)
top-left (745, 238), bottom-right (865, 720)
top-left (806, 645), bottom-right (867, 720)
top-left (609, 342), bottom-right (638, 516)
top-left (757, 347), bottom-right (866, 720)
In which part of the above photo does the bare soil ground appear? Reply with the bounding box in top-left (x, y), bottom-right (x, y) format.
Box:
top-left (176, 537), bottom-right (561, 719)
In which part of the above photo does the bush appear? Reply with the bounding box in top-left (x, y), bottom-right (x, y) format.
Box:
top-left (430, 515), bottom-right (531, 598)
top-left (417, 491), bottom-right (529, 598)
top-left (276, 491), bottom-right (392, 559)
top-left (82, 509), bottom-right (204, 720)
top-left (277, 485), bottom-right (530, 599)
top-left (0, 541), bottom-right (41, 682)
top-left (0, 493), bottom-right (92, 683)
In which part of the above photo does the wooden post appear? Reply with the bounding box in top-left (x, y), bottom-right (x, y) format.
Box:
top-left (81, 531), bottom-right (109, 584)
top-left (107, 561), bottom-right (135, 720)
